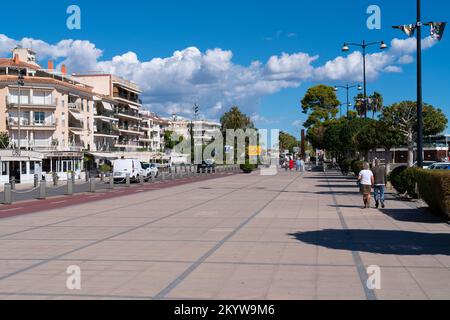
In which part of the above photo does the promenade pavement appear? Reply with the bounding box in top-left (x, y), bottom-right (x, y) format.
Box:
top-left (0, 170), bottom-right (449, 300)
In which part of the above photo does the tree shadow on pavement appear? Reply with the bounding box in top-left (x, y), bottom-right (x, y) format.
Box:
top-left (380, 208), bottom-right (448, 224)
top-left (288, 229), bottom-right (450, 255)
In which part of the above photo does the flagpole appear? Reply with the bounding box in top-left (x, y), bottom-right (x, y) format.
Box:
top-left (417, 0), bottom-right (424, 168)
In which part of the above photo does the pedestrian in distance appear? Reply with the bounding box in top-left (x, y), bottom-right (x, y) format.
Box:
top-left (289, 158), bottom-right (294, 171)
top-left (296, 158), bottom-right (301, 171)
top-left (358, 162), bottom-right (374, 209)
top-left (300, 158), bottom-right (305, 172)
top-left (372, 159), bottom-right (387, 209)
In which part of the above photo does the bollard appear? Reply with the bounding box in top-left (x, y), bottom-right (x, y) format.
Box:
top-left (34, 174), bottom-right (39, 188)
top-left (100, 172), bottom-right (104, 182)
top-left (66, 179), bottom-right (73, 196)
top-left (10, 178), bottom-right (16, 191)
top-left (89, 178), bottom-right (96, 193)
top-left (162, 172), bottom-right (166, 181)
top-left (171, 172), bottom-right (175, 180)
top-left (151, 173), bottom-right (155, 183)
top-left (139, 175), bottom-right (144, 185)
top-left (3, 183), bottom-right (12, 205)
top-left (85, 171), bottom-right (89, 182)
top-left (71, 172), bottom-right (76, 184)
top-left (126, 174), bottom-right (131, 187)
top-left (38, 180), bottom-right (46, 200)
top-left (109, 175), bottom-right (114, 189)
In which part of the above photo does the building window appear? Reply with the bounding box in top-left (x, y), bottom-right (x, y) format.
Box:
top-left (1, 162), bottom-right (7, 175)
top-left (21, 162), bottom-right (27, 174)
top-left (34, 112), bottom-right (45, 125)
top-left (30, 161), bottom-right (35, 174)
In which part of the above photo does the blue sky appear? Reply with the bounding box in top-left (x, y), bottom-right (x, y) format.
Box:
top-left (1, 0), bottom-right (449, 138)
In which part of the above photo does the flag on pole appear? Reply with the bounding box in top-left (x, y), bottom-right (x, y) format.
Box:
top-left (392, 24), bottom-right (416, 37)
top-left (426, 22), bottom-right (446, 41)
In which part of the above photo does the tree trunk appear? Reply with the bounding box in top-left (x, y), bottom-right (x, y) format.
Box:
top-left (407, 146), bottom-right (414, 168)
top-left (384, 148), bottom-right (392, 174)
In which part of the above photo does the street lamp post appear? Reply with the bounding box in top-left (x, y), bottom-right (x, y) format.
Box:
top-left (16, 68), bottom-right (25, 156)
top-left (416, 0), bottom-right (424, 168)
top-left (342, 41), bottom-right (388, 118)
top-left (334, 83), bottom-right (362, 118)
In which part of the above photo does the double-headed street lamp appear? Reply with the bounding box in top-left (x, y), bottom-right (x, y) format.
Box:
top-left (334, 83), bottom-right (362, 118)
top-left (341, 40), bottom-right (388, 118)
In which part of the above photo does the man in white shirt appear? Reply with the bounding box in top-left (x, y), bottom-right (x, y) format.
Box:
top-left (358, 162), bottom-right (374, 209)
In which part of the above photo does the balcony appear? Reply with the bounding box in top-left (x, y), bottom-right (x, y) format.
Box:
top-left (116, 109), bottom-right (141, 121)
top-left (118, 125), bottom-right (143, 136)
top-left (6, 96), bottom-right (58, 109)
top-left (8, 119), bottom-right (57, 130)
top-left (68, 102), bottom-right (83, 111)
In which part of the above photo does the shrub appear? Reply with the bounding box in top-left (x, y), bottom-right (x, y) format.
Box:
top-left (99, 164), bottom-right (112, 173)
top-left (389, 165), bottom-right (407, 193)
top-left (416, 170), bottom-right (450, 219)
top-left (340, 159), bottom-right (353, 172)
top-left (351, 160), bottom-right (364, 176)
top-left (240, 163), bottom-right (256, 173)
top-left (398, 167), bottom-right (420, 198)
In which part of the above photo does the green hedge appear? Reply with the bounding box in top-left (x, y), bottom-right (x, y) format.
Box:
top-left (340, 159), bottom-right (353, 173)
top-left (351, 160), bottom-right (364, 176)
top-left (389, 165), bottom-right (407, 193)
top-left (416, 170), bottom-right (450, 219)
top-left (240, 163), bottom-right (256, 173)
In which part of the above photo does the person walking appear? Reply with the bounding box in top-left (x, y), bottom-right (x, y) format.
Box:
top-left (300, 158), bottom-right (305, 172)
top-left (296, 158), bottom-right (301, 171)
top-left (372, 159), bottom-right (387, 209)
top-left (289, 158), bottom-right (294, 171)
top-left (358, 162), bottom-right (374, 209)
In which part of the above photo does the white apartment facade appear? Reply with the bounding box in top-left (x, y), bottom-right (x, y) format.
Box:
top-left (0, 47), bottom-right (95, 182)
top-left (167, 115), bottom-right (221, 146)
top-left (73, 74), bottom-right (143, 152)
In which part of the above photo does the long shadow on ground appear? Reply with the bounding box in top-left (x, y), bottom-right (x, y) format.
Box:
top-left (289, 229), bottom-right (450, 255)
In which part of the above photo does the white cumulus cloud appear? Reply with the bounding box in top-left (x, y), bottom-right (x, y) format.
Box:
top-left (0, 34), bottom-right (438, 119)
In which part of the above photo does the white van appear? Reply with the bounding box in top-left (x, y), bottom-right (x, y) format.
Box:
top-left (113, 159), bottom-right (146, 182)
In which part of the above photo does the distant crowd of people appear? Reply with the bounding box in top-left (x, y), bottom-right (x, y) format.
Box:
top-left (281, 156), bottom-right (306, 172)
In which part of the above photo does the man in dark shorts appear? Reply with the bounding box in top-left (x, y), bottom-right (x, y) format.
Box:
top-left (372, 159), bottom-right (387, 209)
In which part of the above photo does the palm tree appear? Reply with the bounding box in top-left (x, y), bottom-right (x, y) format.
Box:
top-left (370, 92), bottom-right (384, 119)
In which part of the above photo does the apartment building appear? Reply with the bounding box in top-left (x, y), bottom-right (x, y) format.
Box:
top-left (0, 47), bottom-right (95, 181)
top-left (92, 95), bottom-right (119, 152)
top-left (167, 115), bottom-right (221, 146)
top-left (73, 74), bottom-right (143, 151)
top-left (139, 111), bottom-right (168, 152)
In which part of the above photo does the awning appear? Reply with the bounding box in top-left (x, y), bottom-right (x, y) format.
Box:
top-left (86, 152), bottom-right (119, 160)
top-left (102, 101), bottom-right (114, 112)
top-left (69, 129), bottom-right (83, 136)
top-left (69, 110), bottom-right (84, 121)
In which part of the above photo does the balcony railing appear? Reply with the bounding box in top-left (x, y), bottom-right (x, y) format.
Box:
top-left (116, 109), bottom-right (141, 119)
top-left (68, 102), bottom-right (82, 111)
top-left (113, 93), bottom-right (142, 105)
top-left (8, 119), bottom-right (57, 128)
top-left (6, 96), bottom-right (58, 107)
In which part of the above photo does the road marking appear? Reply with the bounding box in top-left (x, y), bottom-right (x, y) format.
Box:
top-left (0, 207), bottom-right (24, 212)
top-left (50, 201), bottom-right (67, 205)
top-left (327, 174), bottom-right (377, 301)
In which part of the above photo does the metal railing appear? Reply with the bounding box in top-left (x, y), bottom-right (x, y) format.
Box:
top-left (6, 96), bottom-right (58, 107)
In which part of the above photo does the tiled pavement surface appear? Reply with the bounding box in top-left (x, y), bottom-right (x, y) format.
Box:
top-left (0, 170), bottom-right (449, 300)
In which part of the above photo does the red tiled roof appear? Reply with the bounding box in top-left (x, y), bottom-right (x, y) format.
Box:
top-left (0, 58), bottom-right (40, 70)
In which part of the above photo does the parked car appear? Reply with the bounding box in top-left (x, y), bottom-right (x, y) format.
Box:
top-left (414, 161), bottom-right (436, 169)
top-left (113, 159), bottom-right (147, 182)
top-left (197, 159), bottom-right (216, 173)
top-left (429, 162), bottom-right (450, 170)
top-left (142, 163), bottom-right (159, 178)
